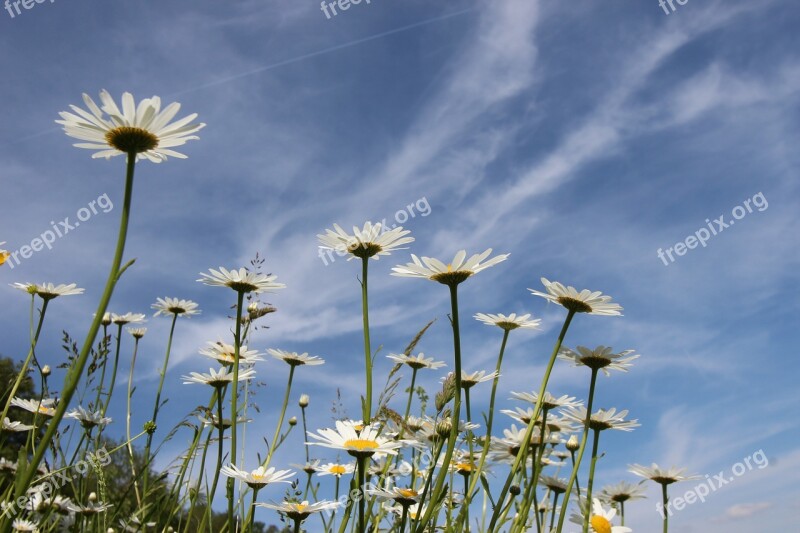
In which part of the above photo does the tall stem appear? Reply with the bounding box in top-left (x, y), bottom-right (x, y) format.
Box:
top-left (413, 284), bottom-right (462, 532)
top-left (264, 365), bottom-right (295, 468)
top-left (360, 257), bottom-right (373, 424)
top-left (126, 336), bottom-right (142, 507)
top-left (662, 483), bottom-right (669, 533)
top-left (582, 428), bottom-right (602, 533)
top-left (488, 310), bottom-right (576, 532)
top-left (4, 153), bottom-right (136, 532)
top-left (227, 290), bottom-right (246, 527)
top-left (555, 368), bottom-right (599, 533)
top-left (101, 323), bottom-right (125, 417)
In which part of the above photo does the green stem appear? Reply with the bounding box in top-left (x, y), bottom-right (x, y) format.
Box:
top-left (662, 483), bottom-right (669, 533)
top-left (209, 388), bottom-right (227, 507)
top-left (245, 487), bottom-right (260, 533)
top-left (3, 152), bottom-right (136, 533)
top-left (126, 336), bottom-right (142, 507)
top-left (357, 455), bottom-right (366, 533)
top-left (413, 283), bottom-right (462, 533)
top-left (620, 500), bottom-right (625, 527)
top-left (361, 257), bottom-right (373, 424)
top-left (555, 368), bottom-right (599, 533)
top-left (582, 428), bottom-right (602, 533)
top-left (488, 310), bottom-right (576, 533)
top-left (263, 365), bottom-right (295, 467)
top-left (227, 290), bottom-right (246, 527)
top-left (100, 323), bottom-right (124, 416)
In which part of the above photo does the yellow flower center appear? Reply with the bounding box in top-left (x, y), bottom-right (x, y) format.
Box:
top-left (105, 126), bottom-right (159, 154)
top-left (251, 473), bottom-right (265, 481)
top-left (329, 465), bottom-right (347, 475)
top-left (397, 489), bottom-right (418, 499)
top-left (590, 515), bottom-right (612, 533)
top-left (343, 439), bottom-right (379, 451)
top-left (293, 503), bottom-right (307, 513)
top-left (456, 462), bottom-right (473, 473)
top-left (38, 406), bottom-right (52, 415)
top-left (0, 251), bottom-right (8, 266)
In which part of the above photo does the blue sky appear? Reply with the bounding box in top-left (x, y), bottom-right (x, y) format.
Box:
top-left (1, 0), bottom-right (799, 530)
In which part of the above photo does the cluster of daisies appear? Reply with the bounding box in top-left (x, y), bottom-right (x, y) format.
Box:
top-left (0, 91), bottom-right (701, 533)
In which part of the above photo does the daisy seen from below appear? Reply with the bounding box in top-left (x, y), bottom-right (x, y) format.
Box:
top-left (600, 480), bottom-right (647, 526)
top-left (11, 519), bottom-right (38, 532)
top-left (559, 346), bottom-right (639, 375)
top-left (111, 312), bottom-right (146, 325)
top-left (317, 221), bottom-right (414, 260)
top-left (219, 465), bottom-right (294, 490)
top-left (182, 367), bottom-right (256, 388)
top-left (127, 327), bottom-right (147, 339)
top-left (474, 312), bottom-right (541, 331)
top-left (200, 341), bottom-right (263, 365)
top-left (10, 398), bottom-right (57, 417)
top-left (570, 498), bottom-right (632, 533)
top-left (314, 462), bottom-right (355, 478)
top-left (2, 418), bottom-right (34, 432)
top-left (529, 278), bottom-right (622, 316)
top-left (629, 462), bottom-right (701, 533)
top-left (386, 352), bottom-right (446, 370)
top-left (56, 89), bottom-right (204, 162)
top-left (65, 406), bottom-right (112, 429)
top-left (561, 407), bottom-right (640, 432)
top-left (510, 391), bottom-right (583, 410)
top-left (11, 282), bottom-right (84, 300)
top-left (0, 242), bottom-right (9, 266)
top-left (268, 349), bottom-right (325, 367)
top-left (457, 370), bottom-right (498, 389)
top-left (255, 500), bottom-right (340, 527)
top-left (151, 297), bottom-right (200, 317)
top-left (197, 267), bottom-right (285, 294)
top-left (392, 248), bottom-right (509, 286)
top-left (307, 420), bottom-right (402, 459)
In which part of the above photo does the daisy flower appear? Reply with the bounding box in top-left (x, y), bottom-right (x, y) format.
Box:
top-left (197, 267), bottom-right (284, 294)
top-left (290, 459), bottom-right (322, 475)
top-left (268, 349), bottom-right (325, 367)
top-left (56, 89), bottom-right (204, 162)
top-left (200, 341), bottom-right (263, 365)
top-left (570, 498), bottom-right (632, 533)
top-left (314, 462), bottom-right (355, 478)
top-left (457, 370), bottom-right (498, 389)
top-left (559, 345), bottom-right (639, 375)
top-left (255, 500), bottom-right (340, 522)
top-left (10, 282), bottom-right (84, 300)
top-left (510, 391), bottom-right (583, 410)
top-left (0, 242), bottom-right (9, 266)
top-left (2, 418), bottom-right (34, 432)
top-left (307, 420), bottom-right (403, 458)
top-left (65, 406), bottom-right (112, 429)
top-left (197, 414), bottom-right (251, 430)
top-left (111, 312), bottom-right (146, 325)
top-left (11, 519), bottom-right (38, 532)
top-left (219, 464), bottom-right (294, 489)
top-left (151, 297), bottom-right (200, 317)
top-left (368, 486), bottom-right (422, 506)
top-left (392, 248), bottom-right (509, 286)
top-left (529, 278), bottom-right (622, 316)
top-left (317, 222), bottom-right (414, 260)
top-left (10, 398), bottom-right (57, 417)
top-left (540, 475), bottom-right (569, 494)
top-left (561, 407), bottom-right (640, 432)
top-left (600, 480), bottom-right (647, 505)
top-left (66, 500), bottom-right (113, 516)
top-left (474, 312), bottom-right (541, 331)
top-left (127, 327), bottom-right (147, 339)
top-left (628, 463), bottom-right (701, 485)
top-left (386, 352), bottom-right (446, 370)
top-left (182, 367), bottom-right (256, 387)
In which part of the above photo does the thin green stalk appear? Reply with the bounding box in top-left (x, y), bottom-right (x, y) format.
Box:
top-left (555, 368), bottom-right (599, 533)
top-left (227, 290), bottom-right (246, 527)
top-left (209, 388), bottom-right (227, 509)
top-left (126, 335), bottom-right (142, 507)
top-left (357, 455), bottom-right (366, 533)
top-left (360, 257), bottom-right (373, 424)
top-left (488, 310), bottom-right (576, 533)
top-left (582, 428), bottom-right (602, 533)
top-left (662, 483), bottom-right (669, 533)
top-left (142, 312), bottom-right (179, 497)
top-left (3, 153), bottom-right (137, 533)
top-left (100, 323), bottom-right (125, 417)
top-left (263, 365), bottom-right (295, 468)
top-left (413, 284), bottom-right (463, 533)
top-left (245, 487), bottom-right (260, 533)
top-left (620, 501), bottom-right (625, 527)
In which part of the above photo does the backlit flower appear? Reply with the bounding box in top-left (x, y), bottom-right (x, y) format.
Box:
top-left (474, 312), bottom-right (541, 331)
top-left (318, 222), bottom-right (414, 260)
top-left (219, 464), bottom-right (294, 489)
top-left (387, 352), bottom-right (446, 370)
top-left (559, 345), bottom-right (639, 375)
top-left (307, 420), bottom-right (402, 458)
top-left (198, 267), bottom-right (284, 294)
top-left (392, 249), bottom-right (509, 286)
top-left (268, 349), bottom-right (325, 367)
top-left (529, 278), bottom-right (622, 316)
top-left (151, 297), bottom-right (200, 317)
top-left (11, 282), bottom-right (84, 300)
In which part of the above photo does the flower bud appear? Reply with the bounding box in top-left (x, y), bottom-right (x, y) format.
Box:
top-left (41, 365), bottom-right (51, 377)
top-left (88, 492), bottom-right (97, 502)
top-left (566, 435), bottom-right (579, 451)
top-left (288, 416), bottom-right (297, 426)
top-left (299, 394), bottom-right (310, 408)
top-left (510, 485), bottom-right (521, 496)
top-left (101, 313), bottom-right (112, 326)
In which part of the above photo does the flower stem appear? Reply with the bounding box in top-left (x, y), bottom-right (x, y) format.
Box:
top-left (264, 365), bottom-right (295, 468)
top-left (4, 152), bottom-right (136, 531)
top-left (488, 310), bottom-right (576, 533)
top-left (555, 367), bottom-right (599, 533)
top-left (662, 483), bottom-right (669, 533)
top-left (227, 290), bottom-right (246, 527)
top-left (126, 335), bottom-right (143, 507)
top-left (582, 428), bottom-right (602, 533)
top-left (361, 257), bottom-right (373, 424)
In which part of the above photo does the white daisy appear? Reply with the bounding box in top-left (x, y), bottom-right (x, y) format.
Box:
top-left (219, 464), bottom-right (294, 489)
top-left (314, 462), bottom-right (355, 478)
top-left (386, 352), bottom-right (446, 370)
top-left (474, 312), bottom-right (541, 331)
top-left (561, 407), bottom-right (640, 432)
top-left (600, 480), bottom-right (648, 504)
top-left (2, 418), bottom-right (34, 432)
top-left (628, 463), bottom-right (701, 485)
top-left (111, 312), bottom-right (146, 325)
top-left (367, 486), bottom-right (422, 506)
top-left (570, 498), bottom-right (632, 533)
top-left (65, 406), bottom-right (112, 429)
top-left (458, 370), bottom-right (498, 389)
top-left (529, 278), bottom-right (622, 316)
top-left (182, 367), bottom-right (256, 387)
top-left (197, 414), bottom-right (251, 430)
top-left (10, 398), bottom-right (57, 417)
top-left (199, 341), bottom-right (263, 365)
top-left (539, 475), bottom-right (569, 494)
top-left (10, 282), bottom-right (84, 300)
top-left (392, 248), bottom-right (509, 286)
top-left (255, 500), bottom-right (340, 522)
top-left (307, 420), bottom-right (403, 458)
top-left (56, 89), bottom-right (204, 162)
top-left (509, 391), bottom-right (583, 410)
top-left (197, 267), bottom-right (285, 294)
top-left (11, 519), bottom-right (38, 532)
top-left (0, 242), bottom-right (9, 266)
top-left (151, 297), bottom-right (200, 317)
top-left (268, 349), bottom-right (325, 367)
top-left (317, 222), bottom-right (414, 260)
top-left (66, 500), bottom-right (113, 516)
top-left (127, 327), bottom-right (147, 339)
top-left (559, 345), bottom-right (639, 375)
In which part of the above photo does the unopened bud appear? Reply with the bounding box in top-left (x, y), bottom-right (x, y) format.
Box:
top-left (299, 394), bottom-right (309, 408)
top-left (144, 421), bottom-right (157, 435)
top-left (288, 416), bottom-right (297, 426)
top-left (101, 313), bottom-right (112, 326)
top-left (41, 365), bottom-right (51, 377)
top-left (88, 492), bottom-right (97, 502)
top-left (510, 485), bottom-right (521, 496)
top-left (566, 435), bottom-right (579, 451)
